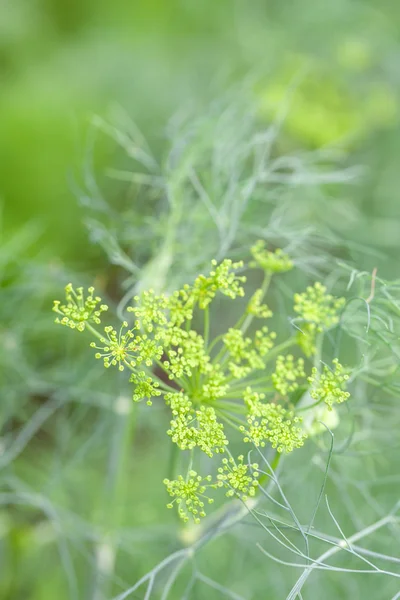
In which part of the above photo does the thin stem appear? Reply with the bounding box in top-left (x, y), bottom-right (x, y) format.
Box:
top-left (90, 396), bottom-right (137, 599)
top-left (263, 338), bottom-right (297, 364)
top-left (216, 410), bottom-right (245, 433)
top-left (203, 307), bottom-right (210, 350)
top-left (213, 400), bottom-right (247, 414)
top-left (86, 323), bottom-right (106, 342)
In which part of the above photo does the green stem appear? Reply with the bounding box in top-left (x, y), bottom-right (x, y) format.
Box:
top-left (86, 323), bottom-right (105, 342)
top-left (263, 337), bottom-right (297, 364)
top-left (213, 400), bottom-right (247, 414)
top-left (216, 410), bottom-right (245, 433)
top-left (168, 442), bottom-right (180, 481)
top-left (203, 307), bottom-right (210, 350)
top-left (258, 451), bottom-right (282, 486)
top-left (90, 395), bottom-right (137, 599)
top-left (207, 333), bottom-right (224, 356)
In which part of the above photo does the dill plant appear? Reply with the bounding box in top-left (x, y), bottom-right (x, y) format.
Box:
top-left (53, 240), bottom-right (351, 525)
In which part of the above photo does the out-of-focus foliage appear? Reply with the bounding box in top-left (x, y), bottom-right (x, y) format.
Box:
top-left (1, 0), bottom-right (400, 264)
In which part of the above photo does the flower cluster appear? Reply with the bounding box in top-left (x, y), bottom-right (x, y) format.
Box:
top-left (308, 359), bottom-right (350, 409)
top-left (272, 355), bottom-right (305, 396)
top-left (192, 259), bottom-right (246, 309)
top-left (53, 284), bottom-right (108, 331)
top-left (294, 283), bottom-right (345, 356)
top-left (250, 241), bottom-right (293, 273)
top-left (166, 393), bottom-right (228, 457)
top-left (242, 396), bottom-right (306, 453)
top-left (247, 289), bottom-right (272, 318)
top-left (164, 471), bottom-right (218, 523)
top-left (131, 371), bottom-right (162, 405)
top-left (294, 282), bottom-right (345, 330)
top-left (53, 245), bottom-right (351, 524)
top-left (217, 455), bottom-right (259, 500)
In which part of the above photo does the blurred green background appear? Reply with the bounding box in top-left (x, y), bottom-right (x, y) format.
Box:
top-left (1, 1), bottom-right (400, 599)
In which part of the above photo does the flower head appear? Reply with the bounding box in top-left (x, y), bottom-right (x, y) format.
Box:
top-left (250, 242), bottom-right (293, 273)
top-left (294, 283), bottom-right (345, 332)
top-left (242, 401), bottom-right (306, 453)
top-left (130, 371), bottom-right (161, 405)
top-left (163, 330), bottom-right (209, 380)
top-left (308, 359), bottom-right (350, 409)
top-left (246, 289), bottom-right (272, 318)
top-left (193, 259), bottom-right (246, 309)
top-left (166, 393), bottom-right (228, 456)
top-left (164, 471), bottom-right (217, 523)
top-left (217, 455), bottom-right (259, 500)
top-left (90, 322), bottom-right (137, 370)
top-left (128, 289), bottom-right (168, 332)
top-left (53, 284), bottom-right (108, 331)
top-left (272, 355), bottom-right (305, 396)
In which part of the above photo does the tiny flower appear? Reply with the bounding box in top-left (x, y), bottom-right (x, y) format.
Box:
top-left (195, 406), bottom-right (228, 457)
top-left (253, 326), bottom-right (276, 357)
top-left (166, 393), bottom-right (228, 456)
top-left (223, 328), bottom-right (252, 363)
top-left (200, 365), bottom-right (230, 401)
top-left (167, 288), bottom-right (194, 327)
top-left (163, 330), bottom-right (209, 380)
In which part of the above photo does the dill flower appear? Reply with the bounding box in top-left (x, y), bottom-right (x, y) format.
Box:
top-left (294, 282), bottom-right (345, 331)
top-left (253, 326), bottom-right (277, 357)
top-left (217, 455), bottom-right (259, 500)
top-left (164, 471), bottom-right (217, 524)
top-left (167, 287), bottom-right (194, 326)
top-left (163, 330), bottom-right (209, 379)
top-left (192, 259), bottom-right (246, 309)
top-left (308, 359), bottom-right (350, 409)
top-left (242, 399), bottom-right (306, 453)
top-left (250, 241), bottom-right (293, 273)
top-left (128, 289), bottom-right (168, 332)
top-left (54, 248), bottom-right (353, 525)
top-left (90, 322), bottom-right (137, 370)
top-left (246, 289), bottom-right (272, 318)
top-left (272, 355), bottom-right (306, 396)
top-left (223, 328), bottom-right (252, 362)
top-left (294, 283), bottom-right (345, 357)
top-left (130, 371), bottom-right (161, 405)
top-left (53, 284), bottom-right (108, 331)
top-left (166, 393), bottom-right (228, 456)
top-left (200, 365), bottom-right (230, 401)
top-left (195, 406), bottom-right (228, 456)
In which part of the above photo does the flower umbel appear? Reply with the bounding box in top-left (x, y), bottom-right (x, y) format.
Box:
top-left (272, 355), bottom-right (306, 396)
top-left (308, 359), bottom-right (350, 409)
top-left (54, 250), bottom-right (352, 524)
top-left (217, 455), bottom-right (259, 500)
top-left (90, 322), bottom-right (137, 371)
top-left (250, 241), bottom-right (293, 273)
top-left (164, 471), bottom-right (217, 524)
top-left (53, 284), bottom-right (108, 331)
